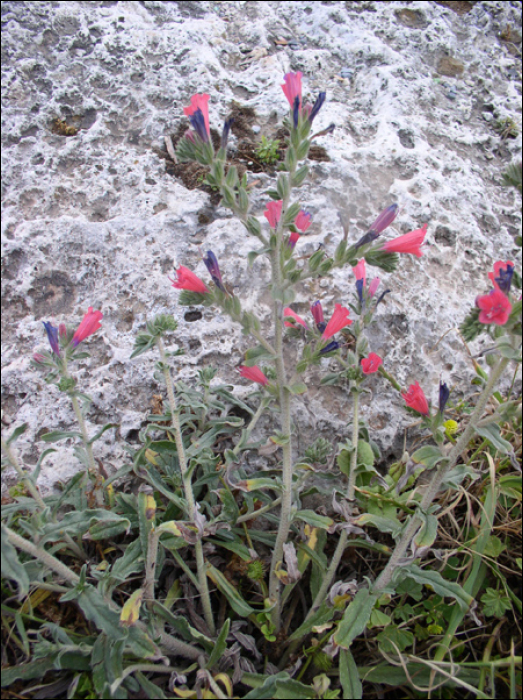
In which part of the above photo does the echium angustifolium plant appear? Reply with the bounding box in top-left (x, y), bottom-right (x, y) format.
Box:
top-left (1, 72), bottom-right (521, 698)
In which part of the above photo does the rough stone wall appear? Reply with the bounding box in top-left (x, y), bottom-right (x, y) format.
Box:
top-left (1, 1), bottom-right (521, 491)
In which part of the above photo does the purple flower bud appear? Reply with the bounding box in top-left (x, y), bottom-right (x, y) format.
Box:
top-left (319, 340), bottom-right (340, 355)
top-left (438, 381), bottom-right (450, 415)
top-left (369, 204), bottom-right (399, 235)
top-left (308, 92), bottom-right (326, 124)
top-left (188, 107), bottom-right (209, 143)
top-left (202, 250), bottom-right (226, 292)
top-left (355, 278), bottom-right (365, 305)
top-left (293, 95), bottom-right (300, 129)
top-left (495, 263), bottom-right (514, 294)
top-left (221, 118), bottom-right (233, 150)
top-left (42, 321), bottom-right (60, 356)
top-left (352, 230), bottom-right (379, 251)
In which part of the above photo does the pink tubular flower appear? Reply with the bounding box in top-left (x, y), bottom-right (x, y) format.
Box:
top-left (281, 72), bottom-right (303, 109)
top-left (322, 304), bottom-right (352, 339)
top-left (361, 352), bottom-right (383, 374)
top-left (283, 307), bottom-right (308, 328)
top-left (295, 210), bottom-right (312, 232)
top-left (352, 259), bottom-right (366, 286)
top-left (183, 93), bottom-right (211, 140)
top-left (239, 365), bottom-right (269, 386)
top-left (72, 307), bottom-right (103, 347)
top-left (170, 266), bottom-right (209, 294)
top-left (402, 382), bottom-right (429, 416)
top-left (264, 200), bottom-right (283, 228)
top-left (311, 300), bottom-right (324, 326)
top-left (476, 289), bottom-right (512, 325)
top-left (368, 277), bottom-right (380, 297)
top-left (381, 224), bottom-right (428, 258)
top-left (288, 231), bottom-right (300, 249)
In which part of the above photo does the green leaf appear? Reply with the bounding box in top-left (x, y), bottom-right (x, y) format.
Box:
top-left (206, 618), bottom-right (230, 669)
top-left (206, 563), bottom-right (255, 617)
top-left (294, 510), bottom-right (334, 530)
top-left (88, 422), bottom-right (118, 445)
top-left (287, 382), bottom-right (308, 395)
top-left (283, 202), bottom-right (301, 226)
top-left (337, 448), bottom-right (352, 477)
top-left (396, 564), bottom-right (473, 611)
top-left (357, 440), bottom-right (375, 467)
top-left (151, 602), bottom-right (213, 651)
top-left (354, 513), bottom-right (403, 538)
top-left (130, 333), bottom-right (156, 358)
top-left (495, 335), bottom-right (522, 360)
top-left (411, 445), bottom-right (446, 469)
top-left (481, 587), bottom-right (512, 618)
top-left (339, 648), bottom-right (362, 699)
top-left (474, 422), bottom-right (513, 454)
top-left (334, 588), bottom-right (380, 648)
top-left (376, 625), bottom-right (414, 654)
top-left (5, 423), bottom-right (28, 445)
top-left (287, 602), bottom-right (334, 642)
top-left (40, 430), bottom-right (83, 442)
top-left (40, 510), bottom-right (131, 545)
top-left (292, 164), bottom-right (309, 187)
top-left (244, 344), bottom-right (276, 366)
top-left (1, 526), bottom-right (30, 599)
top-left (413, 513), bottom-right (438, 549)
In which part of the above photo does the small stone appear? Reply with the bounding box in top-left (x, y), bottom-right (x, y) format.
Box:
top-left (437, 56), bottom-right (465, 77)
top-left (485, 152), bottom-right (494, 160)
top-left (482, 112), bottom-right (494, 122)
top-left (446, 86), bottom-right (457, 100)
top-left (340, 67), bottom-right (353, 79)
top-left (251, 124), bottom-right (261, 134)
top-left (288, 39), bottom-right (300, 51)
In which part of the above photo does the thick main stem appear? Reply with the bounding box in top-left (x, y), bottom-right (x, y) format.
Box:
top-left (156, 337), bottom-right (216, 636)
top-left (373, 355), bottom-right (510, 594)
top-left (268, 174), bottom-right (295, 631)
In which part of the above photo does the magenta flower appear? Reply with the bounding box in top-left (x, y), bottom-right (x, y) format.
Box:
top-left (183, 93), bottom-right (211, 143)
top-left (170, 266), bottom-right (209, 294)
top-left (476, 289), bottom-right (512, 325)
top-left (381, 224), bottom-right (427, 258)
top-left (72, 308), bottom-right (103, 347)
top-left (361, 353), bottom-right (383, 374)
top-left (42, 321), bottom-right (60, 355)
top-left (322, 304), bottom-right (352, 339)
top-left (264, 200), bottom-right (283, 228)
top-left (295, 210), bottom-right (312, 232)
top-left (402, 382), bottom-right (429, 416)
top-left (288, 231), bottom-right (300, 249)
top-left (283, 307), bottom-right (308, 329)
top-left (488, 261), bottom-right (514, 294)
top-left (311, 300), bottom-right (326, 332)
top-left (239, 365), bottom-right (269, 386)
top-left (281, 72), bottom-right (303, 110)
top-left (32, 353), bottom-right (46, 365)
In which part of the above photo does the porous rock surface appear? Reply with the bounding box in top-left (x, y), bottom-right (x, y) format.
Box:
top-left (1, 0), bottom-right (521, 491)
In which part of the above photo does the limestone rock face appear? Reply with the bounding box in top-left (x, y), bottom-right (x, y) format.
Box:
top-left (2, 1), bottom-right (521, 491)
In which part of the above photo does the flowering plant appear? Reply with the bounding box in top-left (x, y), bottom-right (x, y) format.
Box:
top-left (2, 73), bottom-right (521, 699)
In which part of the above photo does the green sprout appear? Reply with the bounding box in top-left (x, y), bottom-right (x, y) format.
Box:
top-left (255, 135), bottom-right (281, 165)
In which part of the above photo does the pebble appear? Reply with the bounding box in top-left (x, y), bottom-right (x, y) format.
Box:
top-left (340, 67), bottom-right (354, 79)
top-left (482, 112), bottom-right (494, 122)
top-left (446, 86), bottom-right (457, 100)
top-left (288, 39), bottom-right (300, 51)
top-left (251, 124), bottom-right (261, 134)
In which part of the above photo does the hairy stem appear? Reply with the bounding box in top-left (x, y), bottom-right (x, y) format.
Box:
top-left (156, 336), bottom-right (216, 636)
top-left (268, 171), bottom-right (295, 632)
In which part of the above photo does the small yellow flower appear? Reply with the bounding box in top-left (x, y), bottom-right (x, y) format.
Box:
top-left (444, 420), bottom-right (458, 436)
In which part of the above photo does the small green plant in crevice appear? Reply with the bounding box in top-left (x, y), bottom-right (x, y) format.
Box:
top-left (255, 135), bottom-right (281, 165)
top-left (494, 116), bottom-right (519, 140)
